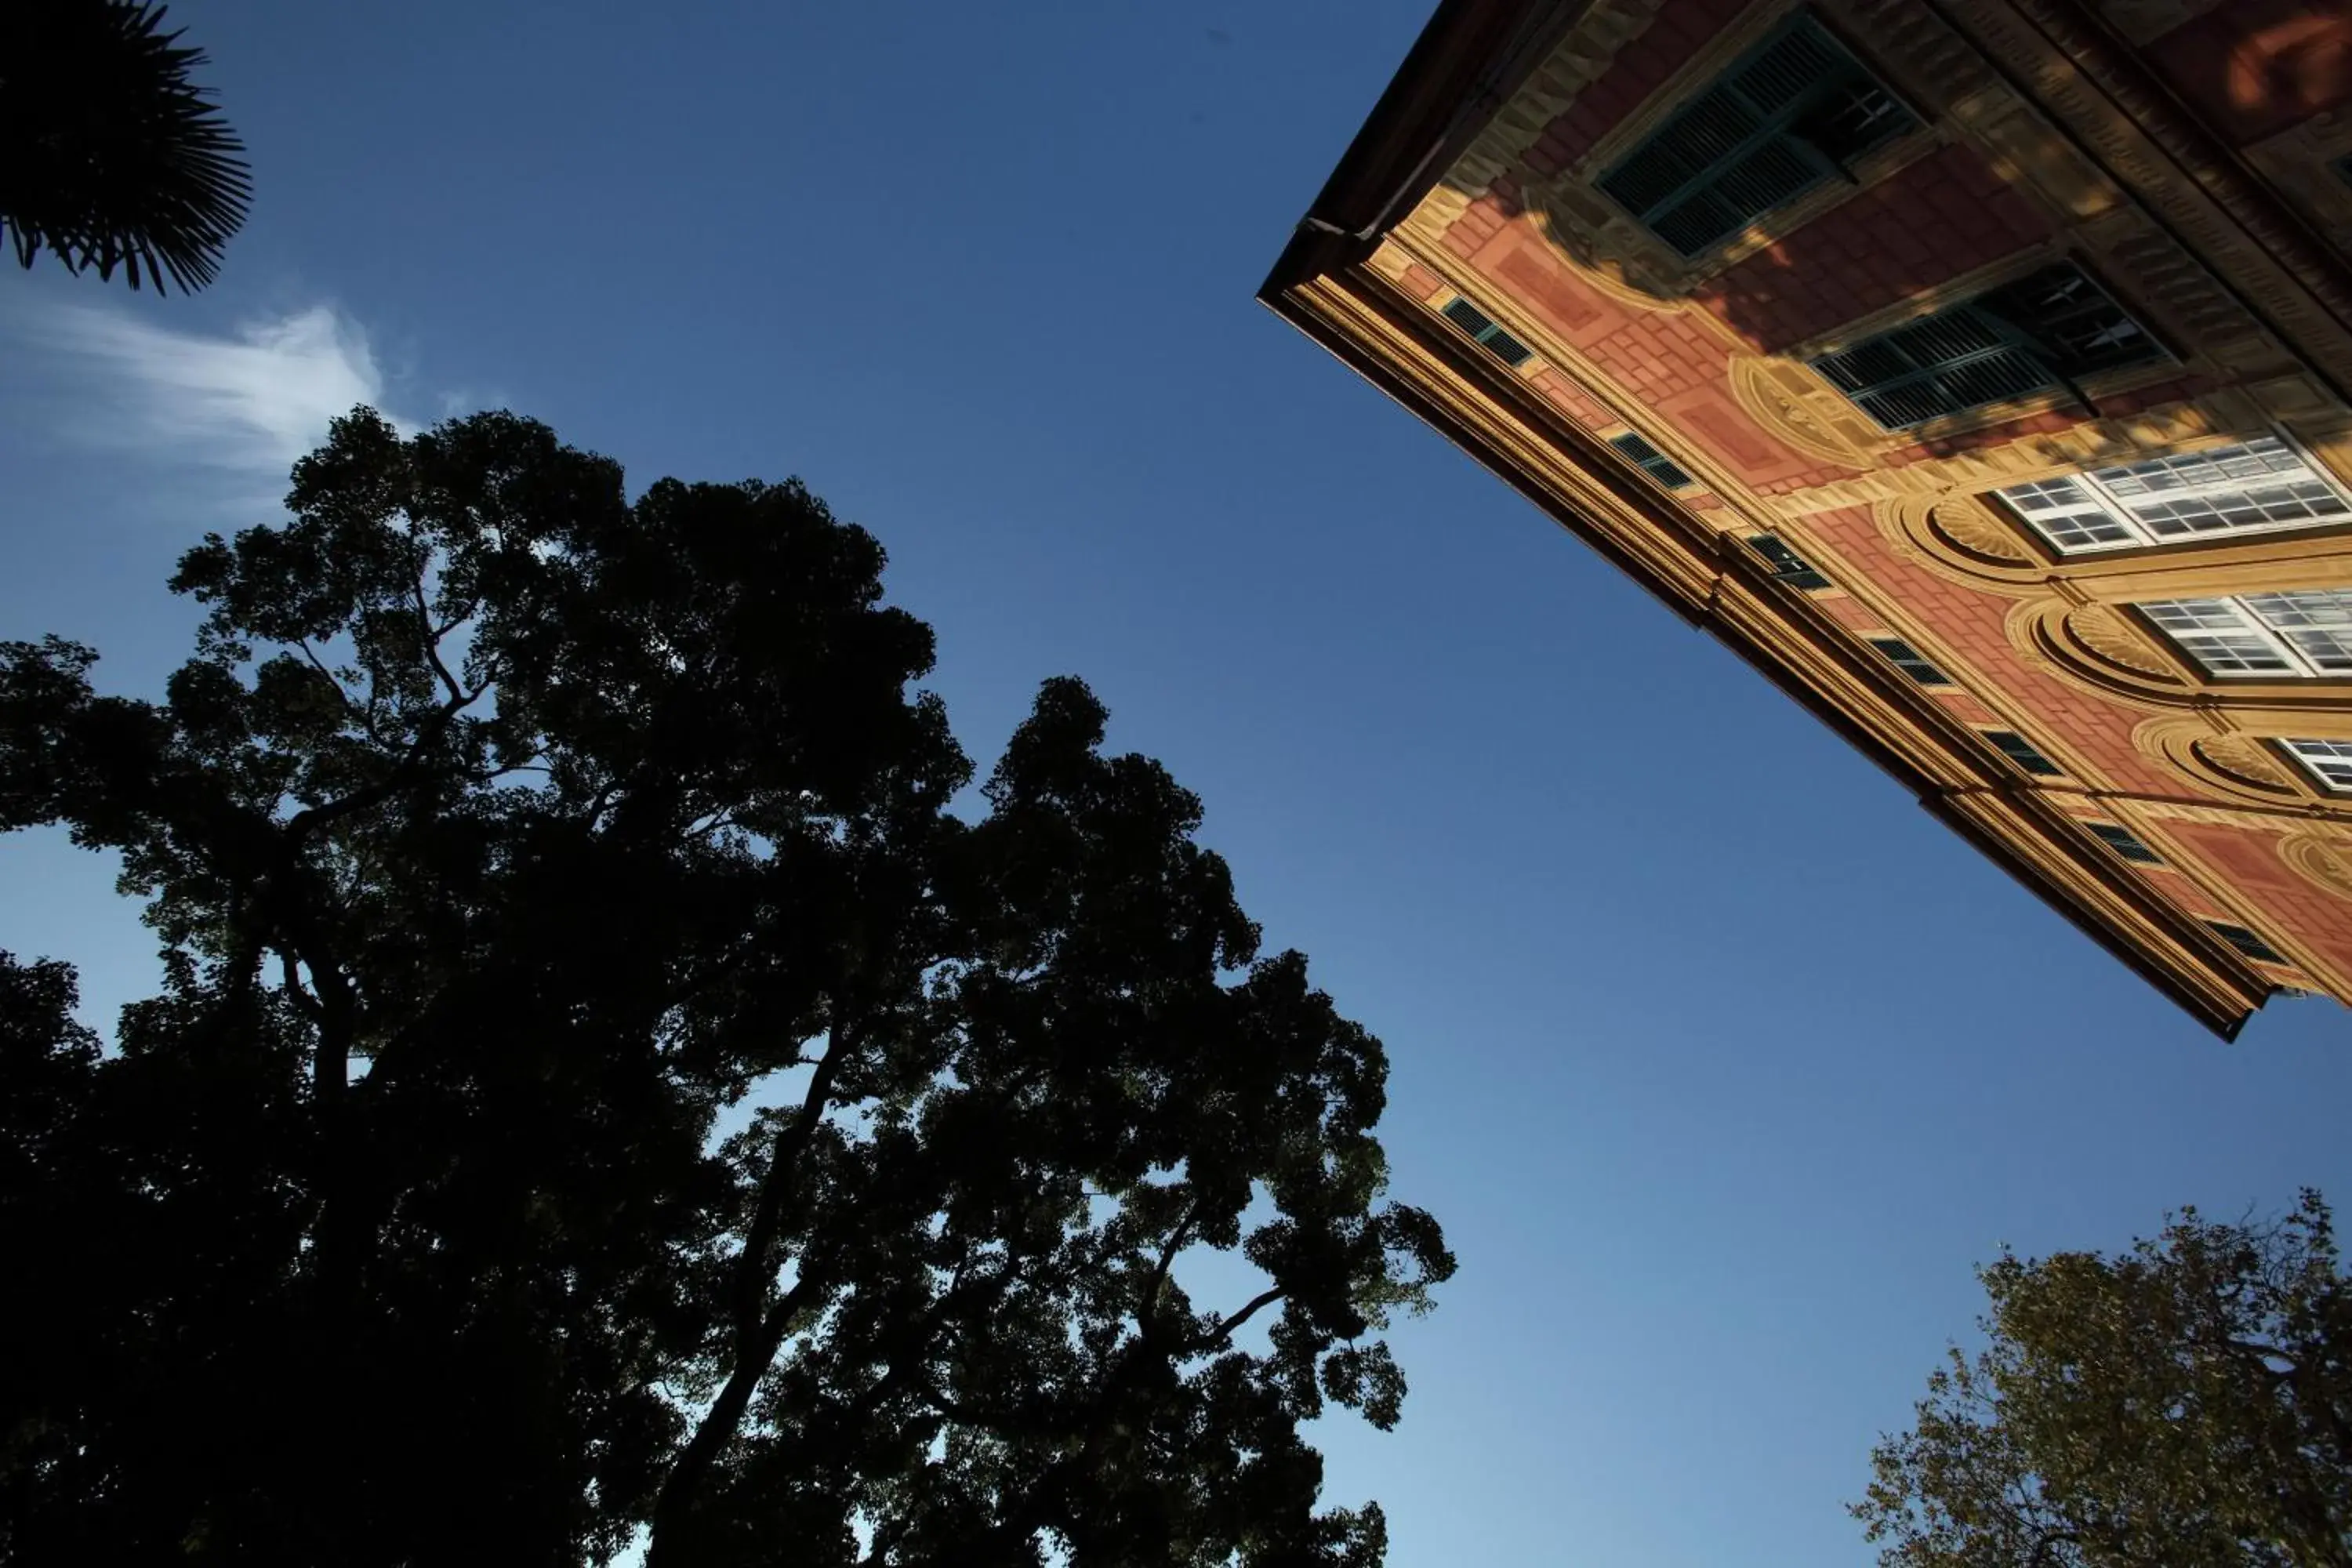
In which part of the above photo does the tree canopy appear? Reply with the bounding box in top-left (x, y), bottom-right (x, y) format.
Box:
top-left (0, 408), bottom-right (1453, 1567)
top-left (1855, 1192), bottom-right (2352, 1568)
top-left (2, 1), bottom-right (252, 293)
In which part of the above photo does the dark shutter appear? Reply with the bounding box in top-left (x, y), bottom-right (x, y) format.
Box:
top-left (1810, 264), bottom-right (2164, 430)
top-left (1610, 431), bottom-right (1693, 488)
top-left (1597, 13), bottom-right (1917, 257)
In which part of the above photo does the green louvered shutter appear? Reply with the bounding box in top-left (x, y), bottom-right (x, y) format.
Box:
top-left (1441, 296), bottom-right (1534, 367)
top-left (1597, 12), bottom-right (1916, 257)
top-left (1608, 431), bottom-right (1693, 488)
top-left (1810, 263), bottom-right (2164, 430)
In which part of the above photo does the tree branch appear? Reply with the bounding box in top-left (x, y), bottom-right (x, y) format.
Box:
top-left (412, 575), bottom-right (467, 706)
top-left (647, 1264), bottom-right (833, 1564)
top-left (2026, 1527), bottom-right (2080, 1568)
top-left (731, 1007), bottom-right (858, 1348)
top-left (646, 1001), bottom-right (866, 1563)
top-left (295, 637), bottom-right (365, 729)
top-left (1138, 1196), bottom-right (1203, 1350)
top-left (1210, 1287), bottom-right (1286, 1346)
top-left (278, 949), bottom-right (323, 1024)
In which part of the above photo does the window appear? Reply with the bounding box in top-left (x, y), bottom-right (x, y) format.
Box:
top-left (1610, 431), bottom-right (1693, 488)
top-left (1747, 534), bottom-right (1830, 589)
top-left (1597, 12), bottom-right (1918, 257)
top-left (2085, 822), bottom-right (2161, 863)
top-left (2138, 590), bottom-right (2352, 677)
top-left (1870, 636), bottom-right (1950, 684)
top-left (2281, 737), bottom-right (2352, 791)
top-left (1984, 729), bottom-right (2061, 776)
top-left (1441, 296), bottom-right (1534, 367)
top-left (1811, 263), bottom-right (2166, 430)
top-left (1997, 436), bottom-right (2352, 554)
top-left (2206, 920), bottom-right (2287, 965)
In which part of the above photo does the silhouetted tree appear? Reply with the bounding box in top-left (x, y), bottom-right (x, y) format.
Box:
top-left (2, 1), bottom-right (251, 293)
top-left (1856, 1193), bottom-right (2352, 1568)
top-left (0, 408), bottom-right (1453, 1568)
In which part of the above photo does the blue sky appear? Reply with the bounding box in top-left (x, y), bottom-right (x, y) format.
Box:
top-left (3, 3), bottom-right (2349, 1564)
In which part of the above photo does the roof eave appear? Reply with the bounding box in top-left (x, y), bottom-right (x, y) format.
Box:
top-left (1258, 0), bottom-right (1578, 303)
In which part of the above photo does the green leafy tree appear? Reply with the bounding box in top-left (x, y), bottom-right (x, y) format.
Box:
top-left (0, 409), bottom-right (1453, 1568)
top-left (1856, 1193), bottom-right (2352, 1568)
top-left (2, 0), bottom-right (252, 292)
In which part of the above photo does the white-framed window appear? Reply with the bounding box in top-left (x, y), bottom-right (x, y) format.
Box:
top-left (1996, 435), bottom-right (2352, 554)
top-left (2281, 737), bottom-right (2352, 791)
top-left (2137, 590), bottom-right (2352, 677)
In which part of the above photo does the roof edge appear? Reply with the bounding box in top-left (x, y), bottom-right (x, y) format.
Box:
top-left (1257, 0), bottom-right (1581, 303)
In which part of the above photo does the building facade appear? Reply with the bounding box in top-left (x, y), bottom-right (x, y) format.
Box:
top-left (1261, 0), bottom-right (2352, 1035)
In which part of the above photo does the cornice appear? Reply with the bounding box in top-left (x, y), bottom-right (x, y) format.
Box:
top-left (1263, 263), bottom-right (2273, 1036)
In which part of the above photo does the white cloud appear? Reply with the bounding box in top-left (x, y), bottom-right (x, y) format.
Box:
top-left (16, 300), bottom-right (413, 479)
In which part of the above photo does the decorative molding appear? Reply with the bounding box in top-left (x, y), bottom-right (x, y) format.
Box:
top-left (2074, 205), bottom-right (2276, 373)
top-left (1728, 354), bottom-right (1886, 470)
top-left (2069, 602), bottom-right (2190, 683)
top-left (2281, 831), bottom-right (2352, 902)
top-left (1878, 493), bottom-right (2048, 594)
top-left (2009, 597), bottom-right (2196, 708)
top-left (1875, 466), bottom-right (2352, 607)
top-left (2129, 792), bottom-right (2325, 828)
top-left (2136, 716), bottom-right (2318, 808)
top-left (1940, 80), bottom-right (2125, 223)
top-left (1828, 0), bottom-right (1999, 114)
top-left (1948, 0), bottom-right (2352, 386)
top-left (1932, 496), bottom-right (2042, 566)
top-left (1407, 0), bottom-right (1664, 246)
top-left (1518, 187), bottom-right (1694, 307)
top-left (2020, 599), bottom-right (2352, 723)
top-left (2090, 0), bottom-right (2223, 46)
top-left (2242, 114), bottom-right (2352, 259)
top-left (1365, 239), bottom-right (1418, 286)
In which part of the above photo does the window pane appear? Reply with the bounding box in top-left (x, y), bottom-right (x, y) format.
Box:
top-left (1792, 79), bottom-right (1911, 165)
top-left (1998, 476), bottom-right (2138, 550)
top-left (2093, 437), bottom-right (2352, 540)
top-left (2243, 590), bottom-right (2352, 673)
top-left (1978, 265), bottom-right (2165, 379)
top-left (2002, 438), bottom-right (2352, 554)
top-left (2139, 598), bottom-right (2295, 675)
top-left (2281, 738), bottom-right (2352, 791)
